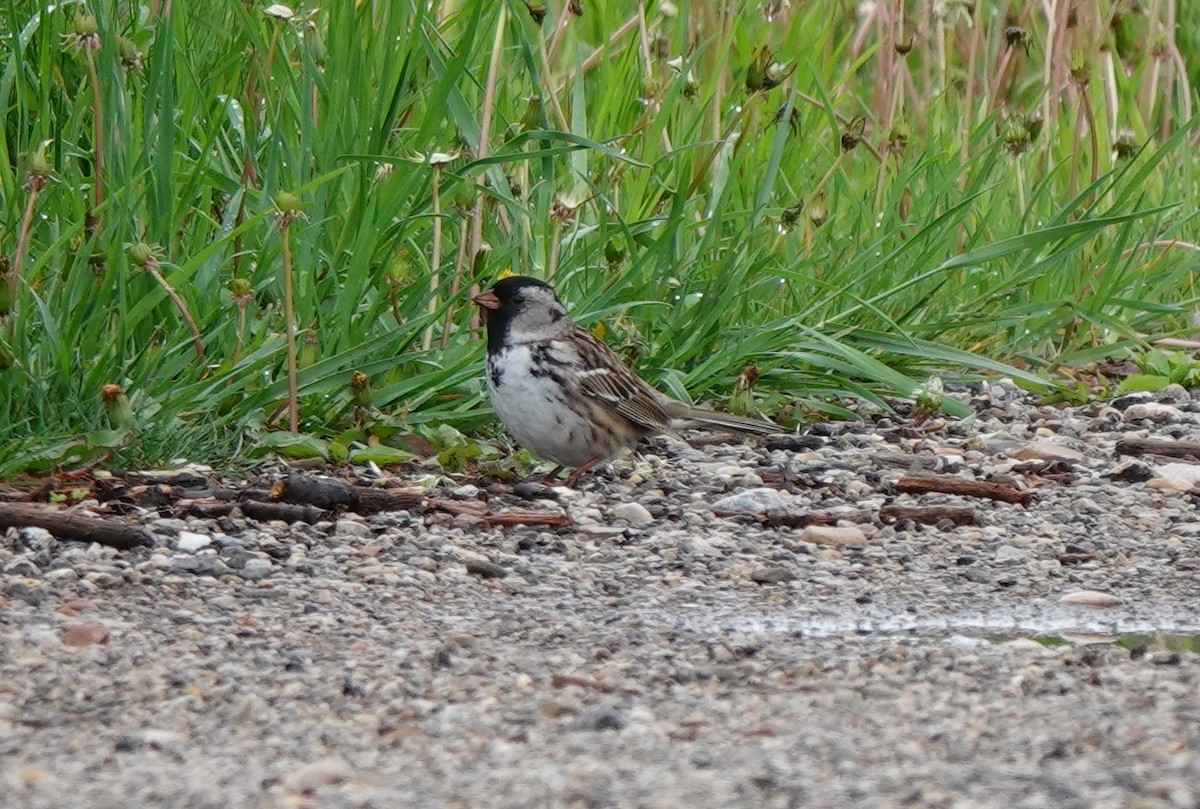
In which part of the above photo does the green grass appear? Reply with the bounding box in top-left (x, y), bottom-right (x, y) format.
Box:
top-left (2, 0), bottom-right (1199, 474)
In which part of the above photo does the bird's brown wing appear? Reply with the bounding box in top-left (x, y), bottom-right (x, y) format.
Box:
top-left (569, 327), bottom-right (672, 433)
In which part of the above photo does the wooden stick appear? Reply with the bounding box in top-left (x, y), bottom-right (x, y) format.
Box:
top-left (0, 503), bottom-right (150, 550)
top-left (274, 473), bottom-right (424, 514)
top-left (895, 474), bottom-right (1031, 505)
top-left (1115, 437), bottom-right (1200, 461)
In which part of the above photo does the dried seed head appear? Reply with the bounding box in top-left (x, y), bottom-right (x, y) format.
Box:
top-left (274, 190), bottom-right (305, 228)
top-left (229, 277), bottom-right (253, 299)
top-left (840, 116), bottom-right (866, 152)
top-left (127, 242), bottom-right (157, 269)
top-left (1004, 26), bottom-right (1030, 54)
top-left (68, 13), bottom-right (100, 51)
top-left (1069, 51), bottom-right (1090, 86)
top-left (888, 119), bottom-right (910, 155)
top-left (1000, 116), bottom-right (1031, 156)
top-left (351, 370), bottom-right (372, 407)
top-left (1113, 130), bottom-right (1137, 159)
top-left (119, 36), bottom-right (142, 70)
top-left (274, 190), bottom-right (301, 213)
top-left (24, 144), bottom-right (53, 193)
top-left (101, 383), bottom-right (137, 431)
top-left (523, 0), bottom-right (546, 24)
top-left (1024, 110), bottom-right (1043, 142)
top-left (746, 46), bottom-right (794, 92)
top-left (779, 200), bottom-right (804, 233)
top-left (73, 13), bottom-right (99, 37)
top-left (807, 194), bottom-right (828, 228)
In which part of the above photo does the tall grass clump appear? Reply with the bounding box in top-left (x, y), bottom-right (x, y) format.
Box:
top-left (1, 0), bottom-right (1198, 473)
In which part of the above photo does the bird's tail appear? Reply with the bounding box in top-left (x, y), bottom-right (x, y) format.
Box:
top-left (668, 403), bottom-right (780, 435)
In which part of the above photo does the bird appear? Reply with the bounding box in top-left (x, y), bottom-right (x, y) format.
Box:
top-left (472, 275), bottom-right (778, 486)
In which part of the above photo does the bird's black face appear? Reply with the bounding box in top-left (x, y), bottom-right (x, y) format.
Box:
top-left (473, 276), bottom-right (567, 353)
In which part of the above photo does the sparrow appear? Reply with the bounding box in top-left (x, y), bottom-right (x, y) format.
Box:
top-left (473, 276), bottom-right (778, 486)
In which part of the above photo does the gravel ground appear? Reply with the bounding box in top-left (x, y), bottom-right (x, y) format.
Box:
top-left (3, 384), bottom-right (1200, 809)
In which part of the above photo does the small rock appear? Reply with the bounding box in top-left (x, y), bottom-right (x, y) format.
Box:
top-left (61, 622), bottom-right (109, 647)
top-left (115, 729), bottom-right (185, 759)
top-left (763, 435), bottom-right (824, 452)
top-left (465, 558), bottom-right (509, 579)
top-left (612, 502), bottom-right (653, 528)
top-left (1123, 402), bottom-right (1184, 423)
top-left (799, 525), bottom-right (868, 547)
top-left (571, 704), bottom-right (624, 732)
top-left (1156, 383), bottom-right (1190, 403)
top-left (238, 558), bottom-right (274, 581)
top-left (1154, 463), bottom-right (1200, 485)
top-left (171, 556), bottom-right (232, 577)
top-left (1059, 590), bottom-right (1122, 607)
top-left (176, 530), bottom-right (212, 552)
top-left (283, 757), bottom-right (354, 792)
top-left (334, 518), bottom-right (373, 538)
top-left (16, 526), bottom-right (55, 551)
top-left (3, 559), bottom-right (42, 578)
top-left (1146, 477), bottom-right (1197, 493)
top-left (994, 545), bottom-right (1025, 563)
top-left (1011, 440), bottom-right (1085, 463)
top-left (750, 566), bottom-right (796, 584)
top-left (1105, 459), bottom-right (1155, 483)
top-left (451, 484), bottom-right (480, 500)
top-left (1110, 391), bottom-right (1153, 410)
top-left (712, 488), bottom-right (789, 515)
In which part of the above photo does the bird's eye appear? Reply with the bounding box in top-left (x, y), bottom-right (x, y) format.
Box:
top-left (511, 293), bottom-right (525, 304)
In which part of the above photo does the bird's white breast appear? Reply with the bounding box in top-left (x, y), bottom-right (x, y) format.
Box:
top-left (486, 342), bottom-right (625, 467)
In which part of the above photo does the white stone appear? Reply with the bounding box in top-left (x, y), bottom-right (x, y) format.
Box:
top-left (800, 525), bottom-right (868, 547)
top-left (1059, 590), bottom-right (1122, 607)
top-left (1123, 402), bottom-right (1184, 423)
top-left (176, 531), bottom-right (212, 552)
top-left (612, 502), bottom-right (653, 528)
top-left (335, 518), bottom-right (373, 538)
top-left (711, 488), bottom-right (790, 515)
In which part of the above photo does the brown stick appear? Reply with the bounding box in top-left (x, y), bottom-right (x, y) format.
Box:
top-left (754, 509), bottom-right (874, 528)
top-left (880, 504), bottom-right (978, 526)
top-left (0, 503), bottom-right (151, 550)
top-left (895, 474), bottom-right (1031, 505)
top-left (1115, 438), bottom-right (1200, 461)
top-left (481, 510), bottom-right (571, 527)
top-left (274, 473), bottom-right (425, 514)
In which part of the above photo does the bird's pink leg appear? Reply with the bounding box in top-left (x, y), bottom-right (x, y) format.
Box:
top-left (562, 457), bottom-right (600, 488)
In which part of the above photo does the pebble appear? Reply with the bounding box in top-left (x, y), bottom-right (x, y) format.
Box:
top-left (1123, 402), bottom-right (1185, 422)
top-left (334, 518), bottom-right (373, 538)
top-left (1059, 590), bottom-right (1123, 607)
top-left (176, 531), bottom-right (212, 552)
top-left (464, 558), bottom-right (509, 579)
top-left (1011, 440), bottom-right (1086, 462)
top-left (750, 566), bottom-right (796, 584)
top-left (710, 488), bottom-right (790, 515)
top-left (799, 525), bottom-right (868, 547)
top-left (611, 502), bottom-right (654, 528)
